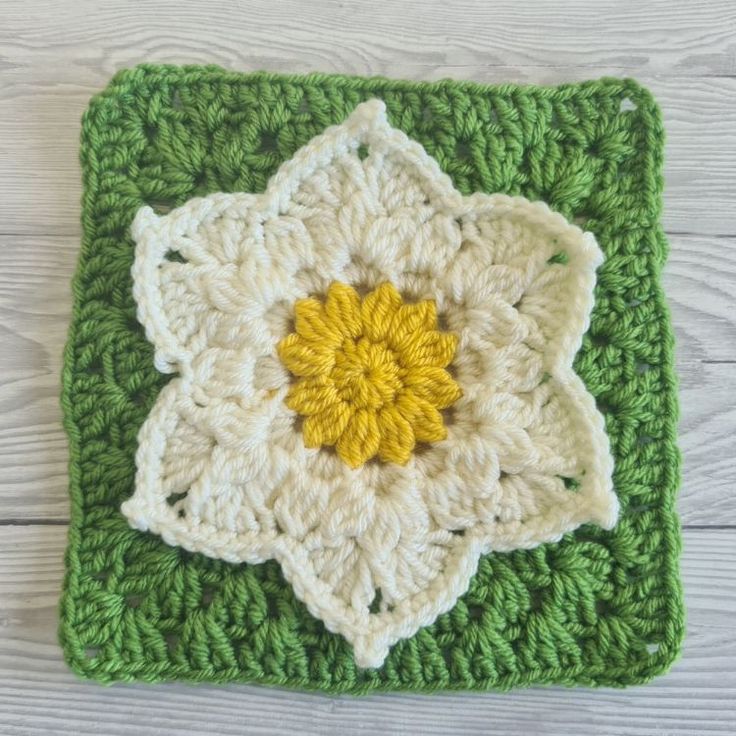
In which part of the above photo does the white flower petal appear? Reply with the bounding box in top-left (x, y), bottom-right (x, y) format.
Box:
top-left (417, 376), bottom-right (617, 538)
top-left (131, 194), bottom-right (271, 372)
top-left (444, 195), bottom-right (602, 370)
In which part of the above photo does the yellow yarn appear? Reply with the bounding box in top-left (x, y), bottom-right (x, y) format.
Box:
top-left (278, 282), bottom-right (462, 468)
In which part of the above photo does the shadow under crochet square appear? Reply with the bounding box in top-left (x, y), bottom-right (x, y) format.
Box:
top-left (60, 64), bottom-right (683, 692)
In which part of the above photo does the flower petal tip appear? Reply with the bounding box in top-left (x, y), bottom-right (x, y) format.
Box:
top-left (597, 494), bottom-right (620, 531)
top-left (354, 98), bottom-right (387, 120)
top-left (131, 205), bottom-right (160, 240)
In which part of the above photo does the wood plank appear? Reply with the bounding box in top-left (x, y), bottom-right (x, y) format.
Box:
top-left (2, 0), bottom-right (735, 82)
top-left (667, 234), bottom-right (736, 364)
top-left (677, 360), bottom-right (736, 525)
top-left (0, 525), bottom-right (733, 735)
top-left (0, 75), bottom-right (735, 236)
top-left (0, 237), bottom-right (76, 522)
top-left (0, 233), bottom-right (734, 523)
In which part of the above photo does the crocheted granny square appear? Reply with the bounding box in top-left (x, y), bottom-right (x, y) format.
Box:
top-left (61, 65), bottom-right (683, 691)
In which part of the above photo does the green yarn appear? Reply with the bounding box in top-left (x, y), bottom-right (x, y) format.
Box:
top-left (60, 64), bottom-right (684, 691)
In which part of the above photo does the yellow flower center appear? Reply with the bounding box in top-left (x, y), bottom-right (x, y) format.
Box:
top-left (332, 337), bottom-right (402, 410)
top-left (277, 282), bottom-right (462, 468)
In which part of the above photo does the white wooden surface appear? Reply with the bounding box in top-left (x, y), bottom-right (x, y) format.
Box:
top-left (0, 1), bottom-right (734, 733)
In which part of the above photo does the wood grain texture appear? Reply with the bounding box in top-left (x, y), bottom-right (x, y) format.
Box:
top-left (668, 235), bottom-right (736, 364)
top-left (0, 237), bottom-right (75, 522)
top-left (3, 0), bottom-right (735, 80)
top-left (0, 0), bottom-right (734, 731)
top-left (0, 525), bottom-right (733, 736)
top-left (0, 233), bottom-right (733, 523)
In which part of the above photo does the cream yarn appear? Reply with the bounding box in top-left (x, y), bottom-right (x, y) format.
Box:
top-left (121, 100), bottom-right (618, 668)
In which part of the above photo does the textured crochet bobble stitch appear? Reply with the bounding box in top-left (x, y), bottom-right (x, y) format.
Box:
top-left (279, 281), bottom-right (462, 467)
top-left (122, 99), bottom-right (619, 668)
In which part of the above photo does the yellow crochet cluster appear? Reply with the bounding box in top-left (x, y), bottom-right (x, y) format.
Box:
top-left (278, 282), bottom-right (462, 467)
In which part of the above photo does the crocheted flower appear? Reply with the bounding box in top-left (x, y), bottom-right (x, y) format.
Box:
top-left (122, 100), bottom-right (619, 668)
top-left (279, 282), bottom-right (462, 467)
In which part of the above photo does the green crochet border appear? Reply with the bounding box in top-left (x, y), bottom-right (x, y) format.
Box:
top-left (60, 64), bottom-right (684, 692)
